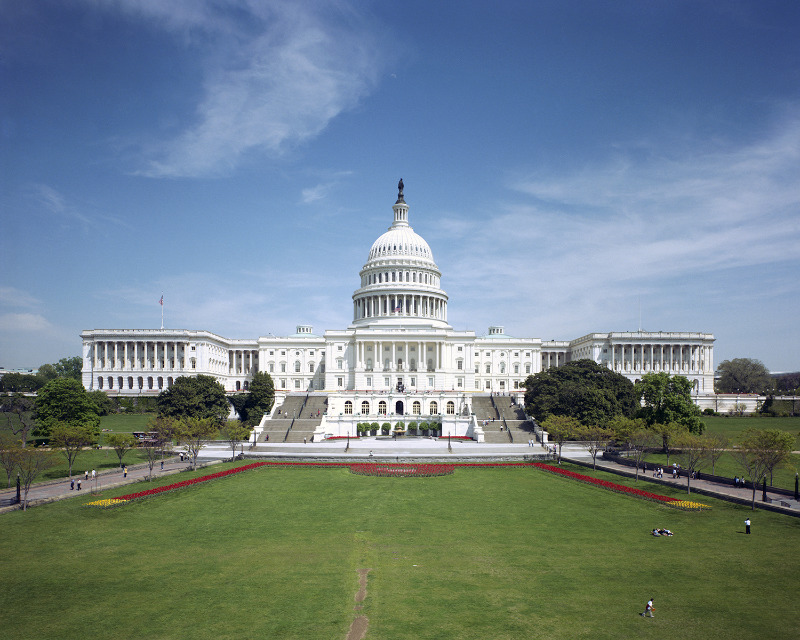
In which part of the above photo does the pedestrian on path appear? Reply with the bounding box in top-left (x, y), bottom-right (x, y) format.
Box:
top-left (70, 479), bottom-right (74, 490)
top-left (123, 466), bottom-right (127, 478)
top-left (745, 518), bottom-right (751, 534)
top-left (640, 597), bottom-right (655, 618)
top-left (161, 460), bottom-right (164, 471)
top-left (77, 479), bottom-right (81, 490)
top-left (84, 470), bottom-right (88, 481)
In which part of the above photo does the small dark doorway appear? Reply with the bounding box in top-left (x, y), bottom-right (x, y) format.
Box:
top-left (395, 400), bottom-right (404, 415)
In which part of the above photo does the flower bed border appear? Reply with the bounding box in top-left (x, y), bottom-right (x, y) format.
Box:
top-left (531, 463), bottom-right (710, 511)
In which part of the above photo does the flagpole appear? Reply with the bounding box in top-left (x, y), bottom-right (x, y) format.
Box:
top-left (160, 294), bottom-right (164, 330)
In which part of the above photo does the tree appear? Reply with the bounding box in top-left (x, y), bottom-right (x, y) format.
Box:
top-left (732, 428), bottom-right (795, 509)
top-left (674, 432), bottom-right (707, 494)
top-left (650, 421), bottom-right (687, 465)
top-left (702, 432), bottom-right (728, 476)
top-left (575, 424), bottom-right (613, 470)
top-left (0, 372), bottom-right (43, 392)
top-left (106, 433), bottom-right (137, 469)
top-left (88, 390), bottom-right (115, 416)
top-left (636, 372), bottom-right (703, 434)
top-left (220, 420), bottom-right (252, 461)
top-left (716, 358), bottom-right (772, 394)
top-left (541, 414), bottom-right (580, 462)
top-left (49, 423), bottom-right (96, 479)
top-left (2, 393), bottom-right (36, 447)
top-left (157, 375), bottom-right (230, 425)
top-left (524, 359), bottom-right (638, 426)
top-left (176, 417), bottom-right (218, 470)
top-left (34, 377), bottom-right (100, 438)
top-left (54, 356), bottom-right (83, 381)
top-left (36, 363), bottom-right (58, 383)
top-left (15, 447), bottom-right (57, 510)
top-left (607, 416), bottom-right (645, 449)
top-left (230, 372), bottom-right (276, 427)
top-left (0, 434), bottom-right (21, 488)
top-left (628, 428), bottom-right (659, 482)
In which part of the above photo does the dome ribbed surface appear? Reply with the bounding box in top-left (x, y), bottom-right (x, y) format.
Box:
top-left (367, 227), bottom-right (434, 263)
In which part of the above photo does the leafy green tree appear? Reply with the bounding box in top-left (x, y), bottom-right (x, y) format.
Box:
top-left (219, 420), bottom-right (251, 461)
top-left (0, 372), bottom-right (44, 392)
top-left (34, 377), bottom-right (101, 438)
top-left (524, 359), bottom-right (638, 426)
top-left (49, 422), bottom-right (96, 479)
top-left (36, 363), bottom-right (58, 384)
top-left (87, 390), bottom-right (115, 416)
top-left (2, 393), bottom-right (36, 447)
top-left (231, 372), bottom-right (276, 427)
top-left (106, 433), bottom-right (138, 468)
top-left (636, 372), bottom-right (703, 434)
top-left (176, 417), bottom-right (219, 470)
top-left (715, 358), bottom-right (772, 394)
top-left (607, 416), bottom-right (646, 448)
top-left (157, 375), bottom-right (230, 426)
top-left (541, 414), bottom-right (580, 462)
top-left (54, 356), bottom-right (83, 381)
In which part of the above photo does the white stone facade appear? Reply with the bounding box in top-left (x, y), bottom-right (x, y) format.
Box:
top-left (81, 186), bottom-right (715, 435)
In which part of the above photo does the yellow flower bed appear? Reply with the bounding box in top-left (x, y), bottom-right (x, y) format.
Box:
top-left (83, 498), bottom-right (127, 508)
top-left (668, 500), bottom-right (711, 511)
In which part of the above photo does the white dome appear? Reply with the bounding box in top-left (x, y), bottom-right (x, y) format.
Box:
top-left (367, 226), bottom-right (434, 263)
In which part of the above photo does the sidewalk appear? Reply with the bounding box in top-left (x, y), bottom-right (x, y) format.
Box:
top-left (0, 456), bottom-right (210, 513)
top-left (565, 453), bottom-right (800, 515)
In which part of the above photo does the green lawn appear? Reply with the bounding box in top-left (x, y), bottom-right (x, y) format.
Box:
top-left (1, 462), bottom-right (798, 639)
top-left (99, 412), bottom-right (155, 434)
top-left (700, 415), bottom-right (800, 443)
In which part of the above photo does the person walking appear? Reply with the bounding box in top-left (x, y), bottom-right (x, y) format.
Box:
top-left (123, 466), bottom-right (127, 478)
top-left (640, 597), bottom-right (655, 617)
top-left (745, 518), bottom-right (751, 534)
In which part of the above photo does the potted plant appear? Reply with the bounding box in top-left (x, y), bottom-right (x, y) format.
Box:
top-left (381, 422), bottom-right (391, 435)
top-left (370, 422), bottom-right (379, 435)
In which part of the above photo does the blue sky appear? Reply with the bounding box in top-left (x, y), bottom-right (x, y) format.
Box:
top-left (2, 0), bottom-right (799, 373)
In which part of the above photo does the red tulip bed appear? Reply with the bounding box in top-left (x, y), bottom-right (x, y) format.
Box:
top-left (531, 462), bottom-right (710, 511)
top-left (350, 463), bottom-right (455, 477)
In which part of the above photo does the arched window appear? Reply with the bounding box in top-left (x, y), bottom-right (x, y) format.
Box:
top-left (148, 377), bottom-right (153, 389)
top-left (117, 376), bottom-right (123, 389)
top-left (446, 401), bottom-right (455, 415)
top-left (344, 401), bottom-right (353, 415)
top-left (361, 401), bottom-right (370, 414)
top-left (412, 401), bottom-right (421, 415)
top-left (378, 401), bottom-right (387, 415)
top-left (127, 376), bottom-right (133, 389)
top-left (429, 401), bottom-right (438, 414)
top-left (97, 377), bottom-right (104, 389)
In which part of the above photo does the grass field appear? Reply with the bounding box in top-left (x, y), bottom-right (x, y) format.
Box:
top-left (1, 462), bottom-right (798, 639)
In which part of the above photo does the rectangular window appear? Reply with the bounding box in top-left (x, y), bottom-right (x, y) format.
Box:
top-left (294, 380), bottom-right (301, 389)
top-left (384, 377), bottom-right (390, 387)
top-left (457, 378), bottom-right (463, 388)
top-left (457, 346), bottom-right (463, 351)
top-left (410, 377), bottom-right (415, 386)
top-left (338, 360), bottom-right (343, 369)
top-left (337, 377), bottom-right (343, 387)
top-left (366, 376), bottom-right (372, 386)
top-left (281, 379), bottom-right (286, 387)
top-left (475, 380), bottom-right (480, 389)
top-left (428, 376), bottom-right (434, 387)
top-left (281, 363), bottom-right (286, 372)
top-left (457, 360), bottom-right (463, 370)
top-left (269, 363), bottom-right (274, 372)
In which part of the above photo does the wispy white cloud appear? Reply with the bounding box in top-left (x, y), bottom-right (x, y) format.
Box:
top-left (0, 286), bottom-right (41, 309)
top-left (0, 313), bottom-right (53, 332)
top-left (113, 1), bottom-right (384, 178)
top-left (440, 114), bottom-right (800, 338)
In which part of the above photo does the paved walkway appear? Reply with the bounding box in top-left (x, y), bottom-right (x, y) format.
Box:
top-left (564, 452), bottom-right (800, 514)
top-left (0, 456), bottom-right (206, 513)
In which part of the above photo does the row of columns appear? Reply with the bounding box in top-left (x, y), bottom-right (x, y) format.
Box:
top-left (228, 350), bottom-right (258, 375)
top-left (354, 293), bottom-right (446, 321)
top-left (92, 340), bottom-right (190, 372)
top-left (610, 343), bottom-right (711, 373)
top-left (354, 340), bottom-right (443, 372)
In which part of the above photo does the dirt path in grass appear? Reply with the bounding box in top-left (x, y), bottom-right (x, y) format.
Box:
top-left (346, 568), bottom-right (371, 640)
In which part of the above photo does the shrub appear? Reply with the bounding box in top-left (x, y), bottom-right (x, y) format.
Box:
top-left (381, 422), bottom-right (390, 435)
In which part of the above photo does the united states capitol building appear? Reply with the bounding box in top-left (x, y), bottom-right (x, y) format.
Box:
top-left (81, 182), bottom-right (715, 439)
